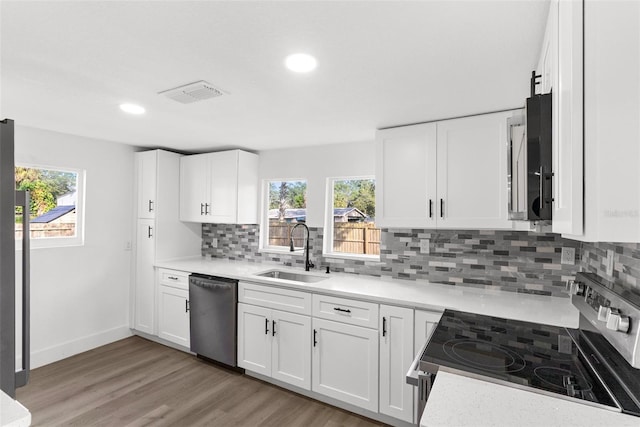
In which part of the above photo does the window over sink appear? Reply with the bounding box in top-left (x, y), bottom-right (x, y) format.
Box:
top-left (261, 179), bottom-right (308, 252)
top-left (323, 177), bottom-right (380, 260)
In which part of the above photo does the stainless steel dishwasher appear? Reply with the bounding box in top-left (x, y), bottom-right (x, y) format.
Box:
top-left (188, 274), bottom-right (238, 367)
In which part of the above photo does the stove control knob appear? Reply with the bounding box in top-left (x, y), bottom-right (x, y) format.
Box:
top-left (606, 308), bottom-right (630, 333)
top-left (597, 305), bottom-right (609, 322)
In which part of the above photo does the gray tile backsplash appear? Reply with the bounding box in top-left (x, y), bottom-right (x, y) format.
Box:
top-left (201, 224), bottom-right (607, 297)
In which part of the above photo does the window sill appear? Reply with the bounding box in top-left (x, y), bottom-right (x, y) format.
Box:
top-left (322, 252), bottom-right (381, 263)
top-left (259, 247), bottom-right (303, 257)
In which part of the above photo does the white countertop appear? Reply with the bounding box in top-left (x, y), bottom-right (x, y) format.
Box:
top-left (0, 391), bottom-right (31, 427)
top-left (421, 371), bottom-right (639, 427)
top-left (156, 257), bottom-right (579, 328)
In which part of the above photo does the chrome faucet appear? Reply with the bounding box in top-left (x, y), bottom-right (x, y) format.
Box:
top-left (289, 223), bottom-right (315, 271)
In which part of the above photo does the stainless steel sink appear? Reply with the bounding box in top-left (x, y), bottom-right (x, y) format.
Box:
top-left (255, 269), bottom-right (327, 283)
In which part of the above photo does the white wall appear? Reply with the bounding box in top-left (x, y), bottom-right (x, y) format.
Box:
top-left (15, 126), bottom-right (134, 368)
top-left (258, 141), bottom-right (375, 227)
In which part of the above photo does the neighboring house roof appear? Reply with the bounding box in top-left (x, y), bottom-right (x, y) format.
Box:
top-left (333, 207), bottom-right (366, 218)
top-left (268, 207), bottom-right (368, 219)
top-left (31, 205), bottom-right (75, 223)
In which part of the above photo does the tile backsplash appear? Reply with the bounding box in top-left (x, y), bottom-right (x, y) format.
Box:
top-left (581, 241), bottom-right (640, 292)
top-left (202, 224), bottom-right (595, 297)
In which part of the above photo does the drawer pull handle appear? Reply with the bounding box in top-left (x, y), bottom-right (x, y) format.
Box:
top-left (333, 307), bottom-right (351, 314)
top-left (168, 276), bottom-right (178, 280)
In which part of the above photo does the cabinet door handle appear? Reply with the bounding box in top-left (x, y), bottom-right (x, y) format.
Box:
top-left (313, 329), bottom-right (318, 347)
top-left (333, 307), bottom-right (351, 314)
top-left (148, 200), bottom-right (154, 212)
top-left (265, 318), bottom-right (269, 335)
top-left (205, 203), bottom-right (210, 215)
top-left (440, 198), bottom-right (444, 218)
top-left (382, 317), bottom-right (387, 337)
top-left (200, 203), bottom-right (204, 215)
top-left (147, 226), bottom-right (153, 238)
top-left (185, 300), bottom-right (190, 313)
top-left (539, 165), bottom-right (545, 212)
top-left (429, 199), bottom-right (433, 218)
top-left (272, 320), bottom-right (276, 336)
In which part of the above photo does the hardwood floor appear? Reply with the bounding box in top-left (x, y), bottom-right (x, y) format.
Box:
top-left (17, 336), bottom-right (387, 426)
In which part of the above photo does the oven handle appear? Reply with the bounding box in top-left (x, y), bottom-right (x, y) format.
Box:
top-left (406, 339), bottom-right (430, 386)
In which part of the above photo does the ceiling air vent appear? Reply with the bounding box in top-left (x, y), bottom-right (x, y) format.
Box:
top-left (159, 81), bottom-right (225, 104)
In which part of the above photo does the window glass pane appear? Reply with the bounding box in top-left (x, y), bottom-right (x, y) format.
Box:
top-left (267, 180), bottom-right (307, 249)
top-left (332, 178), bottom-right (380, 255)
top-left (15, 166), bottom-right (78, 240)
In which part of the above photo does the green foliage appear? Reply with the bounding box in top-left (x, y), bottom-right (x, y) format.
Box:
top-left (15, 167), bottom-right (76, 217)
top-left (269, 180), bottom-right (307, 220)
top-left (333, 179), bottom-right (376, 218)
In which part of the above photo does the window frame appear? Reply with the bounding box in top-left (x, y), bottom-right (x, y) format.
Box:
top-left (259, 178), bottom-right (307, 255)
top-left (15, 163), bottom-right (86, 250)
top-left (323, 175), bottom-right (380, 261)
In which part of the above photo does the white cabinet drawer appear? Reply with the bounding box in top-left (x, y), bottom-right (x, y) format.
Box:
top-left (312, 294), bottom-right (379, 329)
top-left (158, 268), bottom-right (189, 290)
top-left (239, 282), bottom-right (311, 315)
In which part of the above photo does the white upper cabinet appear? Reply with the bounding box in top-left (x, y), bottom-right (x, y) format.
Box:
top-left (137, 150), bottom-right (157, 219)
top-left (376, 112), bottom-right (515, 229)
top-left (179, 149), bottom-right (259, 224)
top-left (577, 0), bottom-right (640, 242)
top-left (376, 123), bottom-right (437, 228)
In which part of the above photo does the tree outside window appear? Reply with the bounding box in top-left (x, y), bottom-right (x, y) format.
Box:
top-left (266, 180), bottom-right (307, 249)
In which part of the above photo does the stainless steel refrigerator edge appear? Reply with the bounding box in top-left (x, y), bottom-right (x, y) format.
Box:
top-left (1, 118), bottom-right (31, 398)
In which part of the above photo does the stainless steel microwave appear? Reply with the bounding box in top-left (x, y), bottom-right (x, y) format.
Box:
top-left (507, 92), bottom-right (552, 221)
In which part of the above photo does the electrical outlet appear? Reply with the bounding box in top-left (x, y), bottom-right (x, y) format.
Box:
top-left (605, 249), bottom-right (614, 276)
top-left (420, 239), bottom-right (430, 254)
top-left (561, 247), bottom-right (575, 265)
top-left (211, 238), bottom-right (218, 248)
top-left (124, 241), bottom-right (132, 251)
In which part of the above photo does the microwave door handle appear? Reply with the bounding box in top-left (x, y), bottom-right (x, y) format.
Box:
top-left (14, 190), bottom-right (30, 388)
top-left (539, 165), bottom-right (544, 212)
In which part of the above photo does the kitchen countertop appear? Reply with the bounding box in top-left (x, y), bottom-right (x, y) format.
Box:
top-left (0, 391), bottom-right (31, 427)
top-left (421, 371), bottom-right (639, 427)
top-left (156, 256), bottom-right (579, 328)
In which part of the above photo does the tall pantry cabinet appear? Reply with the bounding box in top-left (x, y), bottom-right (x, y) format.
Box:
top-left (132, 150), bottom-right (201, 335)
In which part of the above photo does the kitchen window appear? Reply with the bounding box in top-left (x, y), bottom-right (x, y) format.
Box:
top-left (15, 164), bottom-right (85, 248)
top-left (261, 179), bottom-right (308, 251)
top-left (323, 177), bottom-right (380, 259)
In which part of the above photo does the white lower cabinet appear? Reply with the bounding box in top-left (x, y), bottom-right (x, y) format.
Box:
top-left (158, 285), bottom-right (190, 348)
top-left (237, 302), bottom-right (312, 390)
top-left (134, 218), bottom-right (155, 334)
top-left (379, 305), bottom-right (414, 423)
top-left (311, 317), bottom-right (379, 412)
top-left (414, 310), bottom-right (444, 355)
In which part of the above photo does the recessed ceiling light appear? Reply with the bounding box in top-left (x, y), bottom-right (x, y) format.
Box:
top-left (119, 103), bottom-right (145, 115)
top-left (285, 53), bottom-right (317, 73)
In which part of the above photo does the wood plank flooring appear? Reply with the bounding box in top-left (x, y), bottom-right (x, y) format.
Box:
top-left (17, 336), bottom-right (387, 427)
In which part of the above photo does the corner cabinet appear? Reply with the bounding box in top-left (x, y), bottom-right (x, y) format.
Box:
top-left (179, 149), bottom-right (259, 224)
top-left (376, 111), bottom-right (517, 229)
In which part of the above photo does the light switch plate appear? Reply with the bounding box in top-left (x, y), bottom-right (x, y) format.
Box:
top-left (420, 239), bottom-right (430, 254)
top-left (561, 247), bottom-right (575, 265)
top-left (211, 238), bottom-right (218, 248)
top-left (605, 249), bottom-right (614, 276)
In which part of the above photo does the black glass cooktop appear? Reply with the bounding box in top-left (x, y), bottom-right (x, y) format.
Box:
top-left (420, 309), bottom-right (618, 409)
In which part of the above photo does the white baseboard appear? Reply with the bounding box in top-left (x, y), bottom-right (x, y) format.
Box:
top-left (19, 325), bottom-right (133, 369)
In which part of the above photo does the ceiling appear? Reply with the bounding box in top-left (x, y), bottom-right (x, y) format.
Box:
top-left (0, 1), bottom-right (549, 153)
